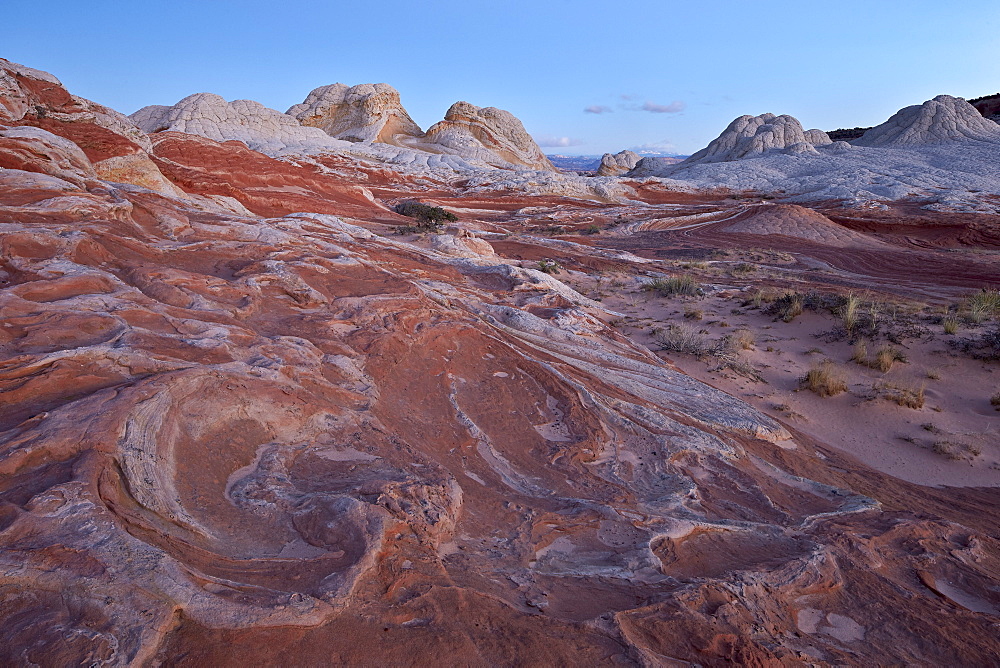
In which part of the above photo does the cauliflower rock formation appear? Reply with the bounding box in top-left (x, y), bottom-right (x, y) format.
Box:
top-left (130, 93), bottom-right (350, 156)
top-left (286, 83), bottom-right (423, 144)
top-left (596, 149), bottom-right (641, 176)
top-left (421, 101), bottom-right (555, 171)
top-left (681, 113), bottom-right (832, 165)
top-left (855, 94), bottom-right (1000, 146)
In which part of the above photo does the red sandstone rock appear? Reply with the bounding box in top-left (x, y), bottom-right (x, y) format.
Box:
top-left (1, 60), bottom-right (1000, 668)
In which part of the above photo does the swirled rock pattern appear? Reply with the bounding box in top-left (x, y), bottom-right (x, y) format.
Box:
top-left (2, 58), bottom-right (1000, 667)
top-left (287, 83), bottom-right (424, 144)
top-left (597, 150), bottom-right (641, 176)
top-left (855, 94), bottom-right (1000, 146)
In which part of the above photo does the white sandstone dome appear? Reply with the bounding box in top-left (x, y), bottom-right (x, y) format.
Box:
top-left (130, 93), bottom-right (346, 155)
top-left (286, 83), bottom-right (423, 144)
top-left (855, 94), bottom-right (1000, 146)
top-left (682, 113), bottom-right (833, 164)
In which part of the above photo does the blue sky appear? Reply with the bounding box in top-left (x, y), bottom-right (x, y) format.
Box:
top-left (6, 0), bottom-right (998, 155)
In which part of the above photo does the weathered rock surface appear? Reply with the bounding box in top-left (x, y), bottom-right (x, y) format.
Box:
top-left (421, 101), bottom-right (556, 171)
top-left (0, 58), bottom-right (182, 196)
top-left (131, 93), bottom-right (350, 156)
top-left (3, 57), bottom-right (1000, 668)
top-left (596, 150), bottom-right (641, 176)
top-left (855, 94), bottom-right (1000, 146)
top-left (678, 113), bottom-right (833, 165)
top-left (287, 83), bottom-right (424, 144)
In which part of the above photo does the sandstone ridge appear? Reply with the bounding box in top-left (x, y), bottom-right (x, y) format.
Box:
top-left (286, 82), bottom-right (424, 144)
top-left (855, 94), bottom-right (1000, 146)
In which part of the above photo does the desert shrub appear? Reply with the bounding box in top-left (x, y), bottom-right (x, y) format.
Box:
top-left (730, 262), bottom-right (757, 275)
top-left (654, 324), bottom-right (713, 355)
top-left (683, 308), bottom-right (704, 321)
top-left (581, 224), bottom-right (601, 235)
top-left (949, 327), bottom-right (1000, 361)
top-left (851, 340), bottom-right (868, 364)
top-left (394, 201), bottom-right (458, 232)
top-left (732, 329), bottom-right (755, 350)
top-left (768, 293), bottom-right (804, 323)
top-left (643, 274), bottom-right (702, 297)
top-left (964, 288), bottom-right (1000, 323)
top-left (537, 259), bottom-right (562, 275)
top-left (870, 344), bottom-right (907, 372)
top-left (942, 317), bottom-right (959, 335)
top-left (801, 361), bottom-right (847, 397)
top-left (877, 381), bottom-right (925, 409)
top-left (933, 440), bottom-right (981, 460)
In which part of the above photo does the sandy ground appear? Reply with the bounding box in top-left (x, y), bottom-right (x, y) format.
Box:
top-left (556, 269), bottom-right (1000, 488)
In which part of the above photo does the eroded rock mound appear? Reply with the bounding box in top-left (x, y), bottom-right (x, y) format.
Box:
top-left (421, 101), bottom-right (555, 171)
top-left (287, 83), bottom-right (423, 144)
top-left (855, 94), bottom-right (1000, 146)
top-left (596, 150), bottom-right (641, 176)
top-left (723, 203), bottom-right (890, 247)
top-left (131, 93), bottom-right (348, 156)
top-left (682, 113), bottom-right (832, 164)
top-left (0, 58), bottom-right (182, 195)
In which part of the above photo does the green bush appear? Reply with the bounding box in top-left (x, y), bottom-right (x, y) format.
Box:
top-left (394, 201), bottom-right (457, 232)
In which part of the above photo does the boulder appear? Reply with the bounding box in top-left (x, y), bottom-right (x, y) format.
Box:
top-left (596, 150), bottom-right (641, 176)
top-left (681, 113), bottom-right (832, 164)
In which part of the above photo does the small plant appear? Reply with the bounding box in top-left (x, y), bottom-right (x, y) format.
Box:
top-left (964, 288), bottom-right (1000, 323)
top-left (581, 224), bottom-right (601, 235)
top-left (683, 308), bottom-right (704, 321)
top-left (801, 361), bottom-right (848, 397)
top-left (768, 293), bottom-right (804, 323)
top-left (925, 368), bottom-right (942, 380)
top-left (653, 324), bottom-right (712, 355)
top-left (933, 440), bottom-right (981, 460)
top-left (841, 292), bottom-right (861, 332)
top-left (643, 274), bottom-right (702, 297)
top-left (731, 330), bottom-right (755, 350)
top-left (942, 317), bottom-right (959, 335)
top-left (537, 259), bottom-right (562, 275)
top-left (851, 340), bottom-right (868, 363)
top-left (731, 262), bottom-right (757, 275)
top-left (871, 344), bottom-right (906, 373)
top-left (876, 381), bottom-right (925, 409)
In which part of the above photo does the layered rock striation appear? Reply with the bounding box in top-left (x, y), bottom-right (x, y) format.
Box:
top-left (287, 82), bottom-right (424, 144)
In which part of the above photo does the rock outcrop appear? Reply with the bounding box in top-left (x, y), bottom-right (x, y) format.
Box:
top-left (0, 58), bottom-right (182, 196)
top-left (855, 94), bottom-right (1000, 146)
top-left (421, 101), bottom-right (555, 171)
top-left (287, 83), bottom-right (423, 144)
top-left (681, 113), bottom-right (832, 164)
top-left (131, 93), bottom-right (349, 156)
top-left (596, 150), bottom-right (641, 176)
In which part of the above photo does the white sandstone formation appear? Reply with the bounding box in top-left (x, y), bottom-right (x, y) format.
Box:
top-left (130, 93), bottom-right (350, 156)
top-left (286, 83), bottom-right (423, 144)
top-left (419, 101), bottom-right (555, 171)
top-left (597, 150), bottom-right (641, 176)
top-left (625, 96), bottom-right (1000, 211)
top-left (680, 113), bottom-right (832, 165)
top-left (854, 94), bottom-right (1000, 146)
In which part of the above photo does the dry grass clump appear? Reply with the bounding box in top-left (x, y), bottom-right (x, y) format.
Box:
top-left (801, 361), bottom-right (848, 397)
top-left (684, 307), bottom-right (704, 321)
top-left (730, 262), bottom-right (757, 276)
top-left (933, 440), bottom-right (982, 460)
top-left (964, 288), bottom-right (1000, 323)
top-left (643, 274), bottom-right (702, 297)
top-left (851, 341), bottom-right (906, 372)
top-left (942, 317), bottom-right (959, 335)
top-left (876, 381), bottom-right (925, 409)
top-left (732, 329), bottom-right (755, 350)
top-left (840, 292), bottom-right (861, 332)
top-left (654, 324), bottom-right (712, 355)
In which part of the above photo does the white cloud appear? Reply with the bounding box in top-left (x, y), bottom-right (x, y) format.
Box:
top-left (584, 105), bottom-right (613, 114)
top-left (533, 134), bottom-right (585, 147)
top-left (642, 100), bottom-right (686, 114)
top-left (630, 139), bottom-right (680, 155)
